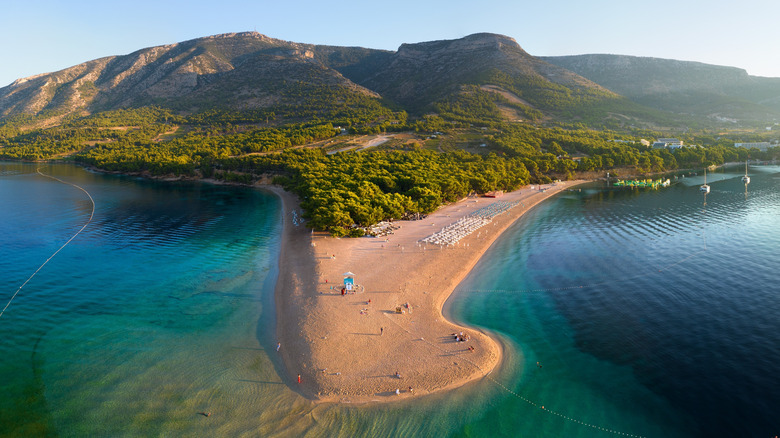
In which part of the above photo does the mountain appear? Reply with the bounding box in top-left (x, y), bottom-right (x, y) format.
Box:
top-left (542, 54), bottom-right (780, 123)
top-left (3, 32), bottom-right (779, 129)
top-left (341, 33), bottom-right (618, 110)
top-left (0, 32), bottom-right (387, 122)
top-left (0, 32), bottom-right (648, 129)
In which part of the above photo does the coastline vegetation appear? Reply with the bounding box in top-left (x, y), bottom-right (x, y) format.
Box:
top-left (1, 102), bottom-right (778, 235)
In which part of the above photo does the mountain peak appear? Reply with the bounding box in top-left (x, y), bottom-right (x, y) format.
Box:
top-left (461, 32), bottom-right (520, 46)
top-left (193, 30), bottom-right (285, 45)
top-left (397, 32), bottom-right (522, 57)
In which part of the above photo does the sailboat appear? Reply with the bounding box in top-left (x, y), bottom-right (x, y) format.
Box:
top-left (742, 160), bottom-right (750, 184)
top-left (700, 168), bottom-right (710, 193)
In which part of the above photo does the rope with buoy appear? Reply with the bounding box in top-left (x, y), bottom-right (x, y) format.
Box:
top-left (382, 313), bottom-right (646, 437)
top-left (0, 168), bottom-right (95, 320)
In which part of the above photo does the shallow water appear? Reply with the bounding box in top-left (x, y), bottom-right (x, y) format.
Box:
top-left (0, 163), bottom-right (284, 436)
top-left (2, 162), bottom-right (778, 437)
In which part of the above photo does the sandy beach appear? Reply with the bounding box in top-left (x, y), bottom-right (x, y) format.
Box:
top-left (268, 180), bottom-right (585, 403)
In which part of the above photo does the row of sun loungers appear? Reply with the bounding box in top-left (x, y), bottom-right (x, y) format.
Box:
top-left (420, 201), bottom-right (520, 246)
top-left (420, 216), bottom-right (491, 246)
top-left (469, 201), bottom-right (520, 220)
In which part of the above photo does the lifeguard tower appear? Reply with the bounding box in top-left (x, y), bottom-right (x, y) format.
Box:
top-left (342, 272), bottom-right (355, 292)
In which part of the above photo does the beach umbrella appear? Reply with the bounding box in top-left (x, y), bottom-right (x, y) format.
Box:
top-left (342, 272), bottom-right (355, 277)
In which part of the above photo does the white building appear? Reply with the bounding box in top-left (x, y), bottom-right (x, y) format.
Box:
top-left (653, 138), bottom-right (684, 149)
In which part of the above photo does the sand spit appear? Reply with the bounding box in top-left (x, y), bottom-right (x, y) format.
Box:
top-left (266, 181), bottom-right (585, 403)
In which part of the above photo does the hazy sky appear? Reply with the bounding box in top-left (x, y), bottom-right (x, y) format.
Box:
top-left (2, 0), bottom-right (780, 87)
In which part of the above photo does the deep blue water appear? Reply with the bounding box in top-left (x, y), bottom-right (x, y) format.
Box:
top-left (2, 161), bottom-right (778, 437)
top-left (452, 164), bottom-right (780, 437)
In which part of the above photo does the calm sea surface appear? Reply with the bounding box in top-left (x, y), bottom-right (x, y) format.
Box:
top-left (1, 162), bottom-right (778, 437)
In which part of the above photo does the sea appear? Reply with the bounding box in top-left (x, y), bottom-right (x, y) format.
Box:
top-left (1, 161), bottom-right (778, 437)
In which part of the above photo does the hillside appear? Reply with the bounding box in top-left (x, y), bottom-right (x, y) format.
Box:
top-left (345, 33), bottom-right (617, 111)
top-left (0, 32), bottom-right (665, 129)
top-left (0, 32), bottom-right (388, 125)
top-left (543, 54), bottom-right (780, 124)
top-left (5, 33), bottom-right (780, 130)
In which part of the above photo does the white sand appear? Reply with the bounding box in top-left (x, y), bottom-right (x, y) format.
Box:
top-left (267, 181), bottom-right (585, 403)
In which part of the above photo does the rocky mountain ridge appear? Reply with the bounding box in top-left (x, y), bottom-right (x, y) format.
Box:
top-left (0, 32), bottom-right (380, 120)
top-left (3, 32), bottom-right (780, 127)
top-left (543, 54), bottom-right (780, 121)
top-left (0, 32), bottom-right (627, 125)
top-left (354, 33), bottom-right (617, 111)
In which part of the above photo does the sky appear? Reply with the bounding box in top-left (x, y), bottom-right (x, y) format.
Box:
top-left (2, 0), bottom-right (780, 87)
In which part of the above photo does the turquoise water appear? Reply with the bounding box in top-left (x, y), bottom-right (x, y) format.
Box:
top-left (2, 162), bottom-right (778, 437)
top-left (0, 163), bottom-right (285, 436)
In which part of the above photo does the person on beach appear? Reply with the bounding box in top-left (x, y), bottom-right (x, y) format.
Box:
top-left (380, 327), bottom-right (384, 336)
top-left (276, 342), bottom-right (281, 352)
top-left (297, 374), bottom-right (302, 384)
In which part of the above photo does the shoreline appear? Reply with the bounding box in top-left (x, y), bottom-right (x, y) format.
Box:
top-left (32, 160), bottom-right (588, 402)
top-left (267, 180), bottom-right (587, 403)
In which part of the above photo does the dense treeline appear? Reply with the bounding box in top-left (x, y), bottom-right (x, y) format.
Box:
top-left (487, 124), bottom-right (768, 179)
top-left (276, 149), bottom-right (530, 235)
top-left (76, 123), bottom-right (341, 174)
top-left (187, 148), bottom-right (529, 235)
top-left (2, 104), bottom-right (779, 235)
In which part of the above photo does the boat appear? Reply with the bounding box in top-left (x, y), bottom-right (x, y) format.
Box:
top-left (742, 161), bottom-right (750, 184)
top-left (612, 178), bottom-right (671, 189)
top-left (700, 169), bottom-right (710, 193)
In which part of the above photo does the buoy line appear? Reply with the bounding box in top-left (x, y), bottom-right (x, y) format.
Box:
top-left (383, 314), bottom-right (645, 437)
top-left (0, 168), bottom-right (95, 320)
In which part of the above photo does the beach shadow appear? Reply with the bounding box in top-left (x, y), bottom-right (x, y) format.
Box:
top-left (349, 332), bottom-right (381, 336)
top-left (366, 374), bottom-right (393, 379)
top-left (438, 351), bottom-right (467, 358)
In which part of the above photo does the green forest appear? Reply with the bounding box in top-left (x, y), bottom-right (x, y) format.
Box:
top-left (1, 99), bottom-right (778, 235)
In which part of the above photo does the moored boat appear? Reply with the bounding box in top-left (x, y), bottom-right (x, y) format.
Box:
top-left (700, 169), bottom-right (710, 193)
